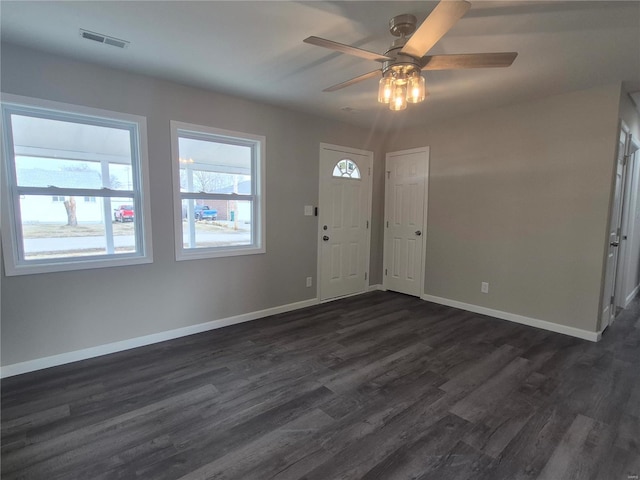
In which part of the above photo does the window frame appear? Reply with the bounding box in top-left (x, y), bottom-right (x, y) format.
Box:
top-left (170, 121), bottom-right (266, 260)
top-left (1, 93), bottom-right (153, 276)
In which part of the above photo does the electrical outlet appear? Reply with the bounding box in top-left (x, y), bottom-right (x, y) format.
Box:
top-left (306, 277), bottom-right (313, 287)
top-left (481, 282), bottom-right (489, 294)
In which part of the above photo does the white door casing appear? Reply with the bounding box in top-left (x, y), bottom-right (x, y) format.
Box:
top-left (383, 147), bottom-right (429, 297)
top-left (318, 144), bottom-right (372, 301)
top-left (601, 124), bottom-right (629, 328)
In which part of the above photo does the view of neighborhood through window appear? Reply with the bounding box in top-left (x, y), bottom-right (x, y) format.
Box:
top-left (2, 99), bottom-right (150, 273)
top-left (173, 122), bottom-right (264, 258)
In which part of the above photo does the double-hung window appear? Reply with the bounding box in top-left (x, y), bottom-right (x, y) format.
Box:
top-left (1, 94), bottom-right (152, 275)
top-left (171, 121), bottom-right (265, 260)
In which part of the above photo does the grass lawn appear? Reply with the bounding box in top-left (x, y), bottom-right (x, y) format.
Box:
top-left (22, 220), bottom-right (244, 238)
top-left (22, 223), bottom-right (134, 238)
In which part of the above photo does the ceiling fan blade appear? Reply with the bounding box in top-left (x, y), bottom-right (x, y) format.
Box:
top-left (304, 36), bottom-right (393, 62)
top-left (323, 70), bottom-right (382, 92)
top-left (421, 52), bottom-right (518, 70)
top-left (400, 0), bottom-right (471, 58)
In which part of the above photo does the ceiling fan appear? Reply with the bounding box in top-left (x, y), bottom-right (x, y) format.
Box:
top-left (304, 0), bottom-right (517, 111)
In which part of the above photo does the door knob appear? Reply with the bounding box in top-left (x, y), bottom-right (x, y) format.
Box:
top-left (415, 230), bottom-right (422, 236)
top-left (323, 235), bottom-right (330, 241)
top-left (610, 241), bottom-right (620, 247)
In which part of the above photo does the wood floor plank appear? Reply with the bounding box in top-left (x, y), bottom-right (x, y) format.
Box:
top-left (174, 408), bottom-right (334, 480)
top-left (449, 356), bottom-right (533, 423)
top-left (359, 414), bottom-right (472, 479)
top-left (439, 343), bottom-right (522, 395)
top-left (418, 440), bottom-right (495, 480)
top-left (536, 414), bottom-right (615, 480)
top-left (3, 384), bottom-right (219, 479)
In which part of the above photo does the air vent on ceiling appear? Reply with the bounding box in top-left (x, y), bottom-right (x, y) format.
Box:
top-left (79, 29), bottom-right (129, 49)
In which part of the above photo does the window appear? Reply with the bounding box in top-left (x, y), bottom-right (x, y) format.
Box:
top-left (170, 121), bottom-right (265, 260)
top-left (332, 159), bottom-right (361, 179)
top-left (1, 94), bottom-right (152, 275)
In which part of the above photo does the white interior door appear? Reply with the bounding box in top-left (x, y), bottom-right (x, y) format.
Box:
top-left (318, 144), bottom-right (372, 301)
top-left (602, 126), bottom-right (628, 328)
top-left (615, 138), bottom-right (639, 308)
top-left (383, 147), bottom-right (429, 297)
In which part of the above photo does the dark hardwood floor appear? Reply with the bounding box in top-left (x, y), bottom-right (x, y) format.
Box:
top-left (2, 291), bottom-right (639, 480)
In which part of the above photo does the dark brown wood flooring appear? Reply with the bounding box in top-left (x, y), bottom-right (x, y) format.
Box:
top-left (2, 291), bottom-right (639, 480)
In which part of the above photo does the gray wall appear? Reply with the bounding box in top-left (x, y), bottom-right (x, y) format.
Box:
top-left (0, 41), bottom-right (628, 368)
top-left (386, 84), bottom-right (622, 333)
top-left (0, 44), bottom-right (385, 366)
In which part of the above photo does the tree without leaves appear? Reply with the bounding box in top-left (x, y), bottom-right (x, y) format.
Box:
top-left (192, 170), bottom-right (234, 192)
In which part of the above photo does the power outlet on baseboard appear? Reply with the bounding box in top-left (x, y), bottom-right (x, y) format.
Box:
top-left (481, 282), bottom-right (489, 294)
top-left (306, 277), bottom-right (313, 287)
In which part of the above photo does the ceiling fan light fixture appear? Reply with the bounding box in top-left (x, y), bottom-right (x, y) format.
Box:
top-left (305, 1), bottom-right (517, 109)
top-left (379, 66), bottom-right (425, 109)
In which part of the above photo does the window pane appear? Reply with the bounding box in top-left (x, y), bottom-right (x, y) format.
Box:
top-left (182, 198), bottom-right (252, 249)
top-left (11, 113), bottom-right (133, 189)
top-left (19, 196), bottom-right (137, 260)
top-left (332, 159), bottom-right (361, 179)
top-left (178, 136), bottom-right (252, 194)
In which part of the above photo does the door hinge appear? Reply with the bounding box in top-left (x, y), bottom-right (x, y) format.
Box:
top-left (385, 268), bottom-right (388, 276)
top-left (610, 295), bottom-right (615, 305)
top-left (623, 154), bottom-right (630, 165)
top-left (366, 220), bottom-right (369, 229)
top-left (386, 220), bottom-right (389, 228)
top-left (368, 167), bottom-right (371, 176)
top-left (386, 171), bottom-right (391, 179)
top-left (365, 272), bottom-right (368, 280)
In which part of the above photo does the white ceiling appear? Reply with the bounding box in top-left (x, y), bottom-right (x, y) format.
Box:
top-left (2, 1), bottom-right (639, 128)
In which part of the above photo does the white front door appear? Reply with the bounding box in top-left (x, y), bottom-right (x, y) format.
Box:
top-left (602, 126), bottom-right (629, 328)
top-left (383, 147), bottom-right (429, 297)
top-left (318, 144), bottom-right (372, 301)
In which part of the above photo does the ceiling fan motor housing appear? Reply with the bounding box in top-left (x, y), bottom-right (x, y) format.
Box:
top-left (384, 14), bottom-right (423, 80)
top-left (389, 14), bottom-right (418, 37)
top-left (382, 45), bottom-right (422, 81)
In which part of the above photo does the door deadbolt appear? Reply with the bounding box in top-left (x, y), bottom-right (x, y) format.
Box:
top-left (415, 230), bottom-right (422, 236)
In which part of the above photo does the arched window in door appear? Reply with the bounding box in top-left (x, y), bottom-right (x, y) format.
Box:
top-left (332, 158), bottom-right (361, 179)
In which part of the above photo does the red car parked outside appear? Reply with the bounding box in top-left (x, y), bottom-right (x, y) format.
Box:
top-left (113, 204), bottom-right (135, 222)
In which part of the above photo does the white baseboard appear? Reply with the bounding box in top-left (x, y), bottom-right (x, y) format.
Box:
top-left (421, 294), bottom-right (601, 342)
top-left (367, 284), bottom-right (385, 292)
top-left (624, 284), bottom-right (640, 308)
top-left (0, 297), bottom-right (319, 379)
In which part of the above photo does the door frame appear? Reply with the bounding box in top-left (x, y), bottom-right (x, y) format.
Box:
top-left (382, 146), bottom-right (430, 297)
top-left (317, 143), bottom-right (373, 302)
top-left (600, 120), bottom-right (630, 329)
